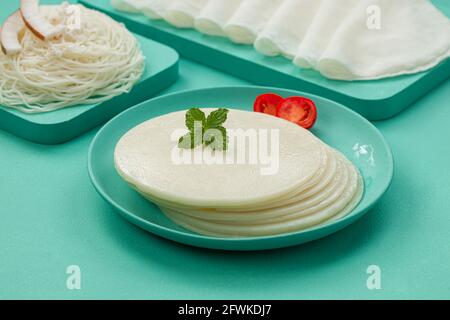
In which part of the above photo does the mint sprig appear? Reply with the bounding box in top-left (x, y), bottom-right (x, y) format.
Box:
top-left (185, 108), bottom-right (206, 132)
top-left (178, 108), bottom-right (229, 150)
top-left (205, 109), bottom-right (229, 129)
top-left (204, 125), bottom-right (228, 151)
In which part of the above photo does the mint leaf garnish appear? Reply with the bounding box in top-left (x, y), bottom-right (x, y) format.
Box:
top-left (178, 133), bottom-right (201, 149)
top-left (178, 108), bottom-right (229, 151)
top-left (205, 108), bottom-right (229, 129)
top-left (204, 126), bottom-right (228, 151)
top-left (185, 108), bottom-right (206, 132)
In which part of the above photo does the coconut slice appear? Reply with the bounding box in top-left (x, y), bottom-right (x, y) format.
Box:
top-left (0, 11), bottom-right (24, 55)
top-left (20, 0), bottom-right (62, 40)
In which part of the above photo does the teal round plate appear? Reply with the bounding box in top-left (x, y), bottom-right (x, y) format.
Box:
top-left (88, 86), bottom-right (393, 251)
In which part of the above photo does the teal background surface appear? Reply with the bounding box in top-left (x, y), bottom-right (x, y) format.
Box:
top-left (0, 0), bottom-right (449, 299)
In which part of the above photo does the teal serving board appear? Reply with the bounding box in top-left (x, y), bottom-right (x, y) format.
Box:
top-left (0, 2), bottom-right (179, 145)
top-left (80, 0), bottom-right (450, 121)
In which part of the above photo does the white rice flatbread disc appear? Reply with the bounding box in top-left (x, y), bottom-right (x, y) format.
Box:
top-left (150, 147), bottom-right (337, 214)
top-left (140, 0), bottom-right (174, 19)
top-left (165, 0), bottom-right (209, 28)
top-left (161, 154), bottom-right (362, 237)
top-left (113, 0), bottom-right (450, 81)
top-left (157, 156), bottom-right (344, 222)
top-left (115, 109), bottom-right (327, 208)
top-left (111, 0), bottom-right (141, 13)
top-left (317, 0), bottom-right (450, 80)
top-left (158, 149), bottom-right (355, 223)
top-left (254, 0), bottom-right (321, 59)
top-left (330, 173), bottom-right (364, 222)
top-left (112, 0), bottom-right (170, 18)
top-left (279, 148), bottom-right (338, 204)
top-left (223, 146), bottom-right (338, 212)
top-left (224, 0), bottom-right (283, 44)
top-left (163, 170), bottom-right (354, 237)
top-left (195, 0), bottom-right (242, 37)
top-left (294, 0), bottom-right (359, 69)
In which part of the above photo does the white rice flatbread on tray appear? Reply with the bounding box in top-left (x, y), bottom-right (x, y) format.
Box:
top-left (112, 0), bottom-right (450, 81)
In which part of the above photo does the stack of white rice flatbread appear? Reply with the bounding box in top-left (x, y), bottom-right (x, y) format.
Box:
top-left (112, 0), bottom-right (450, 81)
top-left (114, 109), bottom-right (364, 237)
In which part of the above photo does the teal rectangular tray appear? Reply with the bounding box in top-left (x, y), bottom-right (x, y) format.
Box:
top-left (0, 2), bottom-right (179, 144)
top-left (80, 0), bottom-right (450, 121)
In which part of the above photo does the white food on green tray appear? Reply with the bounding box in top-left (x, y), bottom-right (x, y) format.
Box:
top-left (254, 0), bottom-right (321, 59)
top-left (223, 0), bottom-right (283, 45)
top-left (0, 2), bottom-right (145, 113)
top-left (110, 0), bottom-right (147, 13)
top-left (142, 0), bottom-right (173, 19)
top-left (165, 0), bottom-right (208, 29)
top-left (114, 109), bottom-right (364, 237)
top-left (194, 0), bottom-right (242, 37)
top-left (0, 11), bottom-right (24, 55)
top-left (112, 0), bottom-right (450, 81)
top-left (120, 0), bottom-right (173, 19)
top-left (20, 0), bottom-right (63, 40)
top-left (313, 0), bottom-right (450, 80)
top-left (294, 0), bottom-right (360, 69)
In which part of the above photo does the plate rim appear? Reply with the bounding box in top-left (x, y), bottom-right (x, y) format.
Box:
top-left (88, 85), bottom-right (394, 249)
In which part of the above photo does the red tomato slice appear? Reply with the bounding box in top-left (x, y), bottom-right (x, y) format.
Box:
top-left (276, 96), bottom-right (317, 129)
top-left (254, 93), bottom-right (284, 116)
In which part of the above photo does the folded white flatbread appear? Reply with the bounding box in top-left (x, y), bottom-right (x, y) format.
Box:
top-left (165, 0), bottom-right (209, 28)
top-left (255, 0), bottom-right (321, 59)
top-left (316, 0), bottom-right (450, 80)
top-left (294, 0), bottom-right (360, 69)
top-left (111, 0), bottom-right (172, 18)
top-left (141, 0), bottom-right (173, 19)
top-left (111, 0), bottom-right (450, 81)
top-left (224, 0), bottom-right (283, 44)
top-left (111, 0), bottom-right (143, 13)
top-left (195, 0), bottom-right (242, 37)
